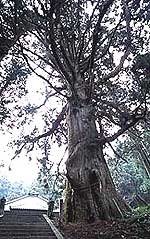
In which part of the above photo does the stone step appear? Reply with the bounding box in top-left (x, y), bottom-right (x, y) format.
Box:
top-left (0, 211), bottom-right (61, 239)
top-left (0, 229), bottom-right (52, 234)
top-left (0, 231), bottom-right (53, 235)
top-left (0, 233), bottom-right (56, 239)
top-left (0, 217), bottom-right (45, 223)
top-left (0, 224), bottom-right (50, 230)
top-left (0, 221), bottom-right (47, 225)
top-left (0, 236), bottom-right (56, 239)
top-left (1, 213), bottom-right (45, 220)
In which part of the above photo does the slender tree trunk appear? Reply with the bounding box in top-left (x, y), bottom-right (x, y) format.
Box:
top-left (65, 100), bottom-right (130, 223)
top-left (136, 143), bottom-right (150, 178)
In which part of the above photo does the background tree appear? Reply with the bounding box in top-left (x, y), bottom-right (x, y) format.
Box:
top-left (31, 137), bottom-right (65, 203)
top-left (0, 176), bottom-right (29, 200)
top-left (32, 170), bottom-right (65, 206)
top-left (0, 0), bottom-right (150, 222)
top-left (107, 129), bottom-right (150, 205)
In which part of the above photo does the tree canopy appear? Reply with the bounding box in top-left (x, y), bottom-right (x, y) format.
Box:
top-left (1, 0), bottom-right (149, 136)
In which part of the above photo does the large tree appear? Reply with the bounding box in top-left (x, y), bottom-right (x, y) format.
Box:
top-left (0, 0), bottom-right (150, 222)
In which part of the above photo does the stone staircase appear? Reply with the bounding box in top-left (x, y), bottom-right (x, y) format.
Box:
top-left (0, 210), bottom-right (58, 239)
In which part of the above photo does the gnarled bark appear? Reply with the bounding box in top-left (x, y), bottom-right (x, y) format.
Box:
top-left (65, 101), bottom-right (130, 223)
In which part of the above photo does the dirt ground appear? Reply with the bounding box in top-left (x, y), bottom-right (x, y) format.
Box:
top-left (55, 216), bottom-right (150, 239)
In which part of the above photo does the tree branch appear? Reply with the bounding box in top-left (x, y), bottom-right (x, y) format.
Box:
top-left (101, 0), bottom-right (131, 81)
top-left (47, 24), bottom-right (72, 85)
top-left (108, 142), bottom-right (128, 163)
top-left (105, 107), bottom-right (147, 143)
top-left (89, 0), bottom-right (114, 70)
top-left (11, 104), bottom-right (67, 160)
top-left (33, 104), bottom-right (67, 142)
top-left (20, 44), bottom-right (68, 99)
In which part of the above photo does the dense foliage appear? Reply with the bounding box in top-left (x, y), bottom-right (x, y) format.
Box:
top-left (0, 0), bottom-right (149, 130)
top-left (0, 0), bottom-right (149, 149)
top-left (0, 172), bottom-right (64, 202)
top-left (107, 126), bottom-right (150, 207)
top-left (108, 143), bottom-right (150, 200)
top-left (0, 176), bottom-right (29, 200)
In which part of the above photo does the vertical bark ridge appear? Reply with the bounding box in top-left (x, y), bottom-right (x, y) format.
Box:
top-left (65, 101), bottom-right (131, 223)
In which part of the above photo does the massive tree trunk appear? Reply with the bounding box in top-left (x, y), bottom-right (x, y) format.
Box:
top-left (65, 96), bottom-right (130, 223)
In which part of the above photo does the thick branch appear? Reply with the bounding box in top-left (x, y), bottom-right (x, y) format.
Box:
top-left (101, 0), bottom-right (131, 81)
top-left (11, 104), bottom-right (67, 160)
top-left (88, 0), bottom-right (114, 71)
top-left (33, 104), bottom-right (67, 142)
top-left (102, 49), bottom-right (130, 81)
top-left (77, 1), bottom-right (100, 61)
top-left (47, 27), bottom-right (72, 85)
top-left (105, 112), bottom-right (147, 143)
top-left (20, 44), bottom-right (68, 98)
